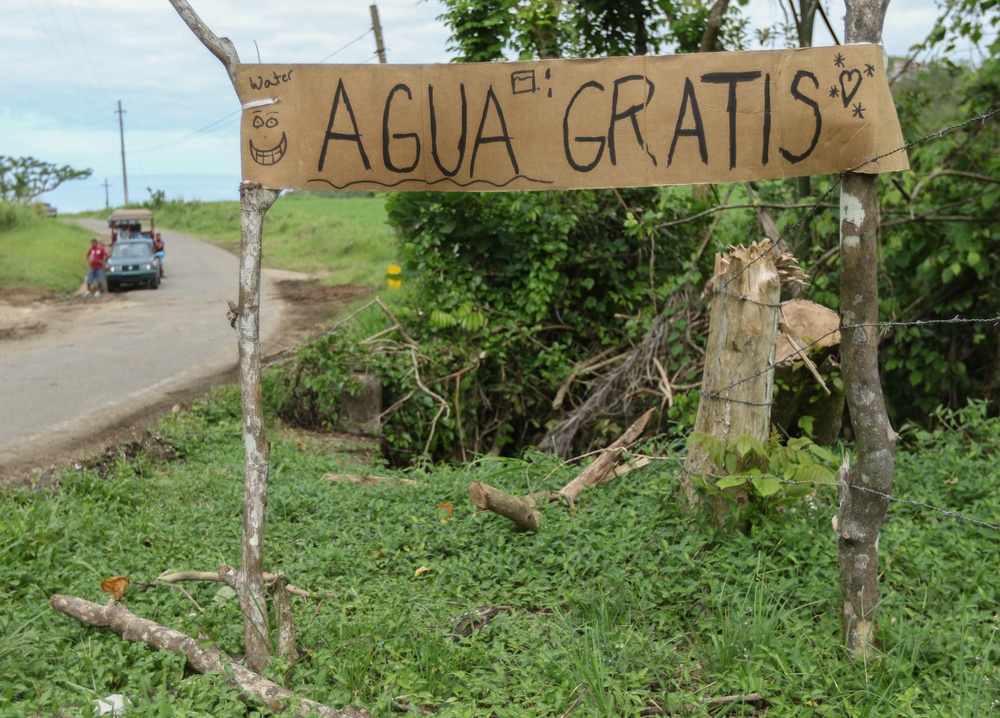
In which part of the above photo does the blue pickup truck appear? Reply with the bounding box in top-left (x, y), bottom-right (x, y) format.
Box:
top-left (105, 210), bottom-right (164, 291)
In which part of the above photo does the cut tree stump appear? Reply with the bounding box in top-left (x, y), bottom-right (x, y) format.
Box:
top-left (683, 241), bottom-right (804, 520)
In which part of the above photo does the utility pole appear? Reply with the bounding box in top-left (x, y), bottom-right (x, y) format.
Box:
top-left (116, 100), bottom-right (129, 206)
top-left (102, 178), bottom-right (111, 209)
top-left (370, 4), bottom-right (386, 63)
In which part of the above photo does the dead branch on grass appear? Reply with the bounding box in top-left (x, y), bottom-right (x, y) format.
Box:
top-left (158, 569), bottom-right (316, 600)
top-left (49, 594), bottom-right (370, 718)
top-left (471, 409), bottom-right (655, 530)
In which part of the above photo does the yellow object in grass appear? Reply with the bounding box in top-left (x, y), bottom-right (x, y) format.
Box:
top-left (387, 264), bottom-right (402, 289)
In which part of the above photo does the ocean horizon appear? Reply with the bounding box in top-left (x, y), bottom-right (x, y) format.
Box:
top-left (37, 172), bottom-right (243, 215)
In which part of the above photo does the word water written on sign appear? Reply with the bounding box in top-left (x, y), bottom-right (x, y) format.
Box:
top-left (236, 43), bottom-right (908, 193)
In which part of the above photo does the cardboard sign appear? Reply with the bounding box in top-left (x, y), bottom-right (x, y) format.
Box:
top-left (237, 43), bottom-right (908, 192)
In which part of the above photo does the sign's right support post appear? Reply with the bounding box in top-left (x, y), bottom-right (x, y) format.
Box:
top-left (834, 0), bottom-right (896, 658)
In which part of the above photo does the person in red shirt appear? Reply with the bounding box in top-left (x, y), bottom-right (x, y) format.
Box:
top-left (85, 238), bottom-right (109, 298)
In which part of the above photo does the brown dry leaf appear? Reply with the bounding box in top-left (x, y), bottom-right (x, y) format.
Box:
top-left (100, 576), bottom-right (130, 601)
top-left (414, 566), bottom-right (431, 578)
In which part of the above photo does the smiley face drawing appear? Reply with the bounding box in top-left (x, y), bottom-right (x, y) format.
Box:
top-left (249, 109), bottom-right (287, 166)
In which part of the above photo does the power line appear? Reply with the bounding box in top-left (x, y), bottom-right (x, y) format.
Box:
top-left (133, 111), bottom-right (242, 154)
top-left (318, 29), bottom-right (373, 63)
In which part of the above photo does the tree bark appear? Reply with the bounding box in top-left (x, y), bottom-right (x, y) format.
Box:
top-left (49, 595), bottom-right (370, 718)
top-left (236, 181), bottom-right (280, 671)
top-left (835, 0), bottom-right (895, 659)
top-left (682, 242), bottom-right (783, 517)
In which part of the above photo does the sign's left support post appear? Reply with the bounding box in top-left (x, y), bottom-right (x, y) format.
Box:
top-left (167, 0), bottom-right (279, 674)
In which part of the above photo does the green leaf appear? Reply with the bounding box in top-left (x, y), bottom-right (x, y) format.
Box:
top-left (751, 476), bottom-right (782, 497)
top-left (729, 434), bottom-right (764, 459)
top-left (716, 475), bottom-right (747, 490)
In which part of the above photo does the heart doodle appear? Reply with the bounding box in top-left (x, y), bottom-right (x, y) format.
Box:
top-left (838, 69), bottom-right (862, 108)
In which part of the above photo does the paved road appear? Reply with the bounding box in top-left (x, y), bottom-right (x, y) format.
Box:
top-left (0, 220), bottom-right (290, 474)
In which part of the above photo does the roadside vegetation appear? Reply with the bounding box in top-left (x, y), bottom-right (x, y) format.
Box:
top-left (2, 390), bottom-right (998, 716)
top-left (0, 203), bottom-right (95, 294)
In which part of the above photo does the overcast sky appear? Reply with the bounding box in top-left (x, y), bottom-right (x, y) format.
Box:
top-left (1, 0), bottom-right (957, 213)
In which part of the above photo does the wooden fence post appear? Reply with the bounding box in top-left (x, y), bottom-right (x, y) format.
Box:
top-left (168, 0), bottom-right (281, 673)
top-left (835, 0), bottom-right (897, 658)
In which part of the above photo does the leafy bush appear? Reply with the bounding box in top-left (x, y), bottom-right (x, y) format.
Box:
top-left (265, 331), bottom-right (365, 431)
top-left (370, 188), bottom-right (716, 462)
top-left (870, 52), bottom-right (1000, 422)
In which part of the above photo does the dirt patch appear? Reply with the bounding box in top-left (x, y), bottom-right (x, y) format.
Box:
top-left (80, 432), bottom-right (178, 478)
top-left (273, 279), bottom-right (373, 339)
top-left (0, 278), bottom-right (374, 490)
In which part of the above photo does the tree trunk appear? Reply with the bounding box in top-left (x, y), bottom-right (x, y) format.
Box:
top-left (235, 181), bottom-right (280, 671)
top-left (683, 242), bottom-right (783, 522)
top-left (835, 0), bottom-right (896, 659)
top-left (699, 0), bottom-right (732, 53)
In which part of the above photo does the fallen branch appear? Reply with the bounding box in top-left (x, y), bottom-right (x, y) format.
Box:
top-left (703, 692), bottom-right (766, 708)
top-left (557, 408), bottom-right (654, 509)
top-left (158, 569), bottom-right (316, 600)
top-left (50, 594), bottom-right (370, 718)
top-left (470, 409), bottom-right (655, 531)
top-left (469, 482), bottom-right (544, 532)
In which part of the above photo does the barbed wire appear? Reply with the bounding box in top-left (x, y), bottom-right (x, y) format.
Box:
top-left (626, 453), bottom-right (1000, 533)
top-left (699, 313), bottom-right (1000, 404)
top-left (714, 106), bottom-right (1000, 296)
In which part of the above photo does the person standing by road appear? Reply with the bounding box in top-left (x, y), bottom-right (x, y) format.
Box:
top-left (85, 238), bottom-right (109, 298)
top-left (152, 232), bottom-right (167, 278)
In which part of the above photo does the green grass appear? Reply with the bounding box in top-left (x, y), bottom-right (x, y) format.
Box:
top-left (0, 204), bottom-right (96, 294)
top-left (1, 391), bottom-right (997, 716)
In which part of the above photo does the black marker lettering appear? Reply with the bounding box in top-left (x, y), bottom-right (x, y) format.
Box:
top-left (700, 71), bottom-right (761, 170)
top-left (429, 84), bottom-right (467, 177)
top-left (609, 75), bottom-right (657, 166)
top-left (563, 81), bottom-right (606, 172)
top-left (762, 73), bottom-right (771, 166)
top-left (470, 86), bottom-right (519, 177)
top-left (779, 70), bottom-right (821, 165)
top-left (382, 84), bottom-right (420, 174)
top-left (318, 79), bottom-right (370, 172)
top-left (667, 78), bottom-right (708, 166)
top-left (248, 69), bottom-right (294, 91)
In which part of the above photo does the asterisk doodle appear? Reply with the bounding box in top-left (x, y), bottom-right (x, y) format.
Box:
top-left (864, 63), bottom-right (875, 77)
top-left (834, 52), bottom-right (845, 68)
top-left (852, 102), bottom-right (865, 119)
top-left (829, 86), bottom-right (840, 98)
